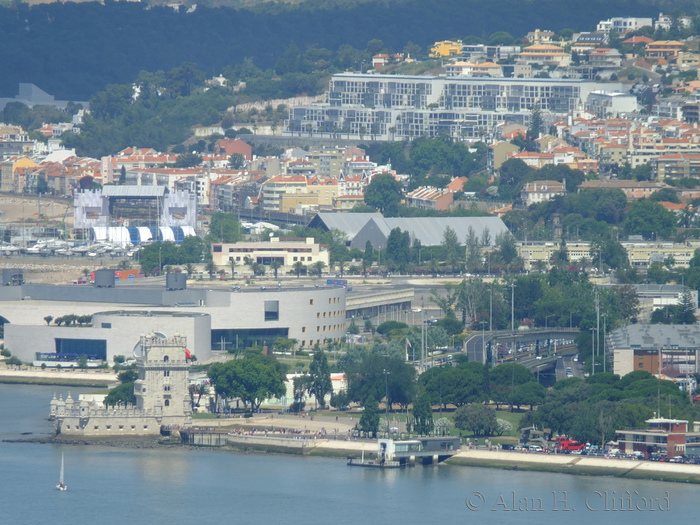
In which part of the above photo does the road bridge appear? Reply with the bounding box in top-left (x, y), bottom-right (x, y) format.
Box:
top-left (465, 327), bottom-right (579, 367)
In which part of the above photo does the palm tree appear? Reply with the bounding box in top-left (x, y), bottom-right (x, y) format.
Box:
top-left (205, 261), bottom-right (217, 279)
top-left (313, 261), bottom-right (326, 277)
top-left (228, 258), bottom-right (236, 280)
top-left (184, 263), bottom-right (195, 278)
top-left (336, 259), bottom-right (346, 277)
top-left (292, 261), bottom-right (305, 278)
top-left (117, 259), bottom-right (132, 270)
top-left (269, 260), bottom-right (282, 279)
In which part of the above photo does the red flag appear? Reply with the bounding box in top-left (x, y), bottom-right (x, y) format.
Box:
top-left (185, 348), bottom-right (192, 359)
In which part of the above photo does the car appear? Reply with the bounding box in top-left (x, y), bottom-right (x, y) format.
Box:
top-left (501, 443), bottom-right (516, 450)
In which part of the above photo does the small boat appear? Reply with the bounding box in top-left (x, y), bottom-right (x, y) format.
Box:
top-left (57, 453), bottom-right (68, 491)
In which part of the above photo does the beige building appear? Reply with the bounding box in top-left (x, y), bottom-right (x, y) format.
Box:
top-left (517, 241), bottom-right (592, 270)
top-left (212, 237), bottom-right (330, 271)
top-left (621, 240), bottom-right (700, 269)
top-left (50, 334), bottom-right (193, 436)
top-left (520, 180), bottom-right (566, 206)
top-left (517, 44), bottom-right (571, 67)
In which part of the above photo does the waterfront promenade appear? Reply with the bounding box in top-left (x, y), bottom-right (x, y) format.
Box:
top-left (0, 364), bottom-right (118, 386)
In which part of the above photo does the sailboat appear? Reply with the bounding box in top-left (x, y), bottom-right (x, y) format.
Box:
top-left (57, 453), bottom-right (67, 491)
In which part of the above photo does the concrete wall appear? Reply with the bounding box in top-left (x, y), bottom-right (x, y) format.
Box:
top-left (6, 311), bottom-right (212, 363)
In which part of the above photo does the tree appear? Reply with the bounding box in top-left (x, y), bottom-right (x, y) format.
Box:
top-left (364, 173), bottom-right (403, 216)
top-left (362, 241), bottom-right (374, 276)
top-left (269, 260), bottom-right (282, 279)
top-left (291, 375), bottom-right (311, 413)
top-left (412, 391), bottom-right (434, 435)
top-left (308, 347), bottom-right (332, 408)
top-left (348, 318), bottom-right (360, 335)
top-left (441, 226), bottom-right (462, 274)
top-left (385, 228), bottom-right (410, 271)
top-left (292, 261), bottom-right (306, 278)
top-left (509, 381), bottom-right (546, 410)
top-left (43, 315), bottom-right (53, 326)
top-left (465, 226), bottom-right (481, 273)
top-left (313, 260), bottom-right (326, 277)
top-left (173, 152), bottom-right (203, 168)
top-left (207, 354), bottom-right (287, 412)
top-left (205, 261), bottom-right (218, 279)
top-left (359, 395), bottom-right (380, 438)
top-left (229, 153), bottom-right (245, 169)
top-left (454, 403), bottom-right (498, 436)
top-left (677, 288), bottom-right (697, 324)
top-left (208, 212), bottom-right (242, 243)
top-left (104, 382), bottom-right (136, 407)
top-left (623, 200), bottom-right (677, 240)
top-left (489, 363), bottom-right (535, 410)
top-left (526, 104), bottom-right (543, 141)
top-left (118, 368), bottom-right (139, 384)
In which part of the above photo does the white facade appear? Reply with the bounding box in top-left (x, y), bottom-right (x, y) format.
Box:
top-left (50, 334), bottom-right (193, 436)
top-left (286, 73), bottom-right (621, 141)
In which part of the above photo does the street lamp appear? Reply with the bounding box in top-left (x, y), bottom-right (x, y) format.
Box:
top-left (589, 327), bottom-right (596, 375)
top-left (158, 245), bottom-right (162, 276)
top-left (602, 314), bottom-right (607, 374)
top-left (545, 314), bottom-right (554, 329)
top-left (489, 287), bottom-right (493, 333)
top-left (383, 369), bottom-right (390, 436)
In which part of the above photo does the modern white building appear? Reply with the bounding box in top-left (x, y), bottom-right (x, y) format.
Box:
top-left (1, 281), bottom-right (347, 356)
top-left (596, 17), bottom-right (653, 33)
top-left (286, 73), bottom-right (621, 141)
top-left (586, 91), bottom-right (639, 118)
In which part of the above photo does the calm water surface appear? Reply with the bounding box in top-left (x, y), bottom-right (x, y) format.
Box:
top-left (0, 384), bottom-right (696, 525)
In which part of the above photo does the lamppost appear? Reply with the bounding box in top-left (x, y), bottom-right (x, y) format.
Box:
top-left (545, 314), bottom-right (554, 330)
top-left (510, 282), bottom-right (516, 332)
top-left (159, 245), bottom-right (162, 276)
top-left (383, 369), bottom-right (390, 437)
top-left (481, 321), bottom-right (487, 365)
top-left (590, 327), bottom-right (596, 375)
top-left (602, 314), bottom-right (607, 374)
top-left (489, 287), bottom-right (493, 333)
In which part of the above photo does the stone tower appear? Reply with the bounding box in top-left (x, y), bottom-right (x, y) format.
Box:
top-left (134, 333), bottom-right (192, 427)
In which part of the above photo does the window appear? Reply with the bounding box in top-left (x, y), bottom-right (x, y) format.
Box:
top-left (302, 327), bottom-right (306, 333)
top-left (101, 323), bottom-right (111, 328)
top-left (164, 370), bottom-right (170, 377)
top-left (164, 356), bottom-right (169, 362)
top-left (264, 301), bottom-right (280, 321)
top-left (165, 399), bottom-right (170, 407)
top-left (164, 385), bottom-right (171, 392)
top-left (310, 299), bottom-right (314, 305)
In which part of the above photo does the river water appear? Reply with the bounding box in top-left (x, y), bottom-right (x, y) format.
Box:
top-left (0, 384), bottom-right (696, 524)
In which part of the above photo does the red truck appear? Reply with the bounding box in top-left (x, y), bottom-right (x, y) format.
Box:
top-left (554, 437), bottom-right (586, 452)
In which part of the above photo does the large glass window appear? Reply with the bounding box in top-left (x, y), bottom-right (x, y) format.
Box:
top-left (54, 338), bottom-right (107, 360)
top-left (211, 328), bottom-right (289, 352)
top-left (264, 301), bottom-right (280, 321)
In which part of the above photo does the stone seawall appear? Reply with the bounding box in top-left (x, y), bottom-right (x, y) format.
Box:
top-left (447, 449), bottom-right (700, 483)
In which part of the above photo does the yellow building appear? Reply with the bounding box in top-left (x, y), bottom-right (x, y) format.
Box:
top-left (430, 40), bottom-right (463, 58)
top-left (0, 156), bottom-right (37, 192)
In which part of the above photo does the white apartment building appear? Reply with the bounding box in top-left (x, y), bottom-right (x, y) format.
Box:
top-left (286, 73), bottom-right (620, 141)
top-left (597, 17), bottom-right (653, 33)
